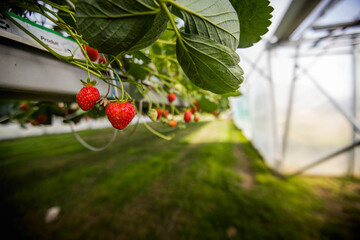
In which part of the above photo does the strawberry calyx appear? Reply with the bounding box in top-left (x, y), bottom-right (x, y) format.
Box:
top-left (108, 97), bottom-right (134, 104)
top-left (80, 78), bottom-right (97, 86)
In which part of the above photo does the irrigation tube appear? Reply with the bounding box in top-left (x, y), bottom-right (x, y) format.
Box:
top-left (69, 123), bottom-right (118, 152)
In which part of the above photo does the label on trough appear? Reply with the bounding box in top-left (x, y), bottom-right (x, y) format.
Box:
top-left (0, 12), bottom-right (84, 59)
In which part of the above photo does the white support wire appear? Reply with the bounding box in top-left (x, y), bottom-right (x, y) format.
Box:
top-left (69, 123), bottom-right (118, 152)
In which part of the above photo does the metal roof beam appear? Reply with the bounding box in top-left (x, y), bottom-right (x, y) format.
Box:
top-left (274, 0), bottom-right (322, 43)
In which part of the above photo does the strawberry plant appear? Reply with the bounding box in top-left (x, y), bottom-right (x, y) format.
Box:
top-left (1, 0), bottom-right (273, 141)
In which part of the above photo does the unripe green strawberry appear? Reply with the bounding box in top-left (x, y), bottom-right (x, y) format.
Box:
top-left (77, 85), bottom-right (100, 111)
top-left (160, 117), bottom-right (168, 124)
top-left (148, 109), bottom-right (157, 121)
top-left (106, 102), bottom-right (135, 130)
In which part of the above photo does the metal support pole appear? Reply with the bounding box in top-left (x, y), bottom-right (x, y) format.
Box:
top-left (349, 37), bottom-right (359, 176)
top-left (299, 67), bottom-right (360, 133)
top-left (280, 42), bottom-right (301, 171)
top-left (287, 140), bottom-right (360, 178)
top-left (267, 44), bottom-right (281, 171)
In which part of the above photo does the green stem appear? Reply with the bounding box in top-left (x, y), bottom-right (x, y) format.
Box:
top-left (148, 91), bottom-right (160, 108)
top-left (156, 0), bottom-right (186, 50)
top-left (71, 62), bottom-right (103, 79)
top-left (111, 69), bottom-right (125, 100)
top-left (142, 66), bottom-right (177, 84)
top-left (153, 86), bottom-right (166, 110)
top-left (143, 122), bottom-right (173, 140)
top-left (42, 0), bottom-right (74, 14)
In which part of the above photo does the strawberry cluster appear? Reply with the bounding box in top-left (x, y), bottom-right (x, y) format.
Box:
top-left (147, 93), bottom-right (200, 128)
top-left (76, 79), bottom-right (135, 130)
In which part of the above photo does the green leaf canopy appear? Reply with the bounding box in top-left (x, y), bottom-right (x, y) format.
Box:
top-left (75, 0), bottom-right (168, 54)
top-left (230, 0), bottom-right (273, 48)
top-left (171, 0), bottom-right (240, 50)
top-left (176, 33), bottom-right (243, 94)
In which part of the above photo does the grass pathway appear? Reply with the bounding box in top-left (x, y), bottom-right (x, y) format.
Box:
top-left (0, 120), bottom-right (359, 240)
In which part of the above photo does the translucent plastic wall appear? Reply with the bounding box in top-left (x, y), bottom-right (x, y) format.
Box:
top-left (231, 35), bottom-right (360, 177)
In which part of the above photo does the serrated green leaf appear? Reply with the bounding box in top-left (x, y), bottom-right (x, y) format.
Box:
top-left (75, 0), bottom-right (168, 54)
top-left (170, 0), bottom-right (240, 50)
top-left (229, 0), bottom-right (273, 48)
top-left (128, 63), bottom-right (148, 80)
top-left (129, 83), bottom-right (145, 100)
top-left (221, 90), bottom-right (242, 97)
top-left (176, 33), bottom-right (243, 94)
top-left (130, 50), bottom-right (151, 64)
top-left (198, 95), bottom-right (218, 113)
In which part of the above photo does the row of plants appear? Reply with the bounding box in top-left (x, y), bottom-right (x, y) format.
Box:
top-left (0, 0), bottom-right (273, 137)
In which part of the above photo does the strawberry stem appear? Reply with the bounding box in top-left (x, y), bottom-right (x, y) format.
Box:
top-left (143, 122), bottom-right (173, 141)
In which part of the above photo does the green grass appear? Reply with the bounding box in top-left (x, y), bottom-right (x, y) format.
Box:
top-left (0, 120), bottom-right (359, 240)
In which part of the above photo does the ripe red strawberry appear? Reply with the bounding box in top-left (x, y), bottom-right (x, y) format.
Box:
top-left (82, 45), bottom-right (100, 61)
top-left (168, 93), bottom-right (176, 103)
top-left (106, 102), bottom-right (135, 130)
top-left (98, 56), bottom-right (106, 64)
top-left (162, 109), bottom-right (169, 118)
top-left (19, 103), bottom-right (29, 111)
top-left (37, 114), bottom-right (47, 124)
top-left (169, 120), bottom-right (177, 128)
top-left (156, 108), bottom-right (162, 120)
top-left (190, 108), bottom-right (196, 114)
top-left (76, 85), bottom-right (100, 111)
top-left (213, 110), bottom-right (218, 117)
top-left (184, 110), bottom-right (192, 123)
top-left (30, 119), bottom-right (39, 126)
top-left (77, 84), bottom-right (100, 111)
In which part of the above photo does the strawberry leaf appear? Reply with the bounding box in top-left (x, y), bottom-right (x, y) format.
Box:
top-left (75, 0), bottom-right (168, 54)
top-left (176, 33), bottom-right (243, 94)
top-left (170, 0), bottom-right (240, 51)
top-left (229, 0), bottom-right (273, 48)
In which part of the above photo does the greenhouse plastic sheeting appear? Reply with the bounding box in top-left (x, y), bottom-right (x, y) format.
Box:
top-left (231, 37), bottom-right (360, 177)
